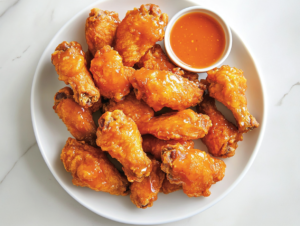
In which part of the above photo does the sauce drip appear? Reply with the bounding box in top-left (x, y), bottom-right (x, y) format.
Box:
top-left (170, 12), bottom-right (225, 68)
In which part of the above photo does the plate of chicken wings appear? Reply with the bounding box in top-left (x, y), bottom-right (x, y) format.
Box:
top-left (31, 0), bottom-right (266, 224)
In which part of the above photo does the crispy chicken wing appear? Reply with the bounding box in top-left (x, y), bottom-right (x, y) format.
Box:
top-left (137, 44), bottom-right (175, 71)
top-left (197, 95), bottom-right (243, 157)
top-left (96, 110), bottom-right (152, 182)
top-left (141, 109), bottom-right (212, 140)
top-left (85, 8), bottom-right (120, 56)
top-left (61, 138), bottom-right (129, 196)
top-left (53, 87), bottom-right (97, 146)
top-left (103, 91), bottom-right (154, 131)
top-left (115, 4), bottom-right (168, 66)
top-left (129, 68), bottom-right (204, 111)
top-left (206, 65), bottom-right (259, 133)
top-left (142, 134), bottom-right (194, 160)
top-left (161, 178), bottom-right (182, 194)
top-left (130, 158), bottom-right (165, 209)
top-left (103, 95), bottom-right (210, 140)
top-left (161, 144), bottom-right (226, 197)
top-left (90, 45), bottom-right (134, 101)
top-left (137, 44), bottom-right (199, 84)
top-left (51, 41), bottom-right (100, 108)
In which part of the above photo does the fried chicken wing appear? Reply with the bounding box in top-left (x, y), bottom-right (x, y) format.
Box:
top-left (96, 110), bottom-right (152, 182)
top-left (137, 44), bottom-right (175, 71)
top-left (130, 158), bottom-right (165, 209)
top-left (53, 87), bottom-right (97, 146)
top-left (115, 4), bottom-right (168, 66)
top-left (85, 8), bottom-right (120, 56)
top-left (161, 178), bottom-right (182, 194)
top-left (142, 134), bottom-right (194, 160)
top-left (140, 109), bottom-right (211, 140)
top-left (103, 94), bottom-right (210, 140)
top-left (137, 44), bottom-right (199, 85)
top-left (51, 41), bottom-right (100, 108)
top-left (61, 138), bottom-right (129, 196)
top-left (161, 144), bottom-right (226, 197)
top-left (103, 91), bottom-right (154, 131)
top-left (197, 95), bottom-right (243, 157)
top-left (90, 45), bottom-right (134, 101)
top-left (129, 68), bottom-right (204, 111)
top-left (206, 65), bottom-right (259, 133)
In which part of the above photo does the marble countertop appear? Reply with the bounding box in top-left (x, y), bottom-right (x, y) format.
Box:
top-left (0, 0), bottom-right (299, 225)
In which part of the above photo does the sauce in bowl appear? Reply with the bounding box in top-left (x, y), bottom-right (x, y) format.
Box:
top-left (170, 12), bottom-right (225, 69)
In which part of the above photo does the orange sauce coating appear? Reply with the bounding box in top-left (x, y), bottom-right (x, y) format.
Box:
top-left (170, 12), bottom-right (225, 68)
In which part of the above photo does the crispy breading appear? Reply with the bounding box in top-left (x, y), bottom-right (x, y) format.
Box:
top-left (103, 91), bottom-right (154, 131)
top-left (161, 144), bottom-right (226, 197)
top-left (161, 178), bottom-right (182, 194)
top-left (115, 4), bottom-right (168, 66)
top-left (197, 95), bottom-right (243, 157)
top-left (85, 8), bottom-right (120, 56)
top-left (90, 45), bottom-right (134, 101)
top-left (140, 109), bottom-right (212, 140)
top-left (137, 44), bottom-right (199, 85)
top-left (207, 65), bottom-right (259, 133)
top-left (51, 41), bottom-right (100, 108)
top-left (53, 87), bottom-right (97, 146)
top-left (129, 68), bottom-right (204, 111)
top-left (142, 134), bottom-right (194, 160)
top-left (96, 110), bottom-right (152, 182)
top-left (130, 158), bottom-right (165, 208)
top-left (61, 138), bottom-right (129, 196)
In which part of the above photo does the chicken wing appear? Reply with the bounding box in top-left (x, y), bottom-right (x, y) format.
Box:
top-left (129, 68), bottom-right (204, 111)
top-left (51, 41), bottom-right (100, 108)
top-left (161, 178), bottom-right (182, 194)
top-left (142, 134), bottom-right (194, 160)
top-left (85, 8), bottom-right (120, 56)
top-left (161, 144), bottom-right (226, 197)
top-left (140, 109), bottom-right (211, 140)
top-left (206, 65), bottom-right (259, 133)
top-left (90, 45), bottom-right (134, 101)
top-left (115, 4), bottom-right (168, 66)
top-left (96, 110), bottom-right (152, 182)
top-left (197, 95), bottom-right (243, 157)
top-left (103, 91), bottom-right (154, 131)
top-left (137, 44), bottom-right (199, 85)
top-left (61, 138), bottom-right (129, 196)
top-left (137, 44), bottom-right (175, 71)
top-left (130, 158), bottom-right (165, 209)
top-left (53, 87), bottom-right (97, 146)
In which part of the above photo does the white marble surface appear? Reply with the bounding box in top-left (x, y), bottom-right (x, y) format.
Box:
top-left (0, 0), bottom-right (299, 225)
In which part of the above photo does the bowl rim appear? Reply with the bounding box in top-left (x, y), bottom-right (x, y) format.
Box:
top-left (164, 6), bottom-right (232, 73)
top-left (30, 0), bottom-right (267, 224)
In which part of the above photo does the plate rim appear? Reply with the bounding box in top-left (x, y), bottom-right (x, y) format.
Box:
top-left (30, 0), bottom-right (267, 224)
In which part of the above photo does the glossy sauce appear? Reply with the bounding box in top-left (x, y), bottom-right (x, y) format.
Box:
top-left (170, 12), bottom-right (225, 68)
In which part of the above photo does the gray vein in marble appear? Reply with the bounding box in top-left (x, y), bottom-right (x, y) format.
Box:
top-left (12, 45), bottom-right (30, 61)
top-left (277, 82), bottom-right (300, 106)
top-left (0, 0), bottom-right (19, 17)
top-left (0, 142), bottom-right (36, 186)
top-left (51, 9), bottom-right (55, 21)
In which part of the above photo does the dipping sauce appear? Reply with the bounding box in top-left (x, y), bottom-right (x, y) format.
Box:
top-left (170, 12), bottom-right (225, 68)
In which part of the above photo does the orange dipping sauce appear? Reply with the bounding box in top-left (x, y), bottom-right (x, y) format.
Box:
top-left (170, 12), bottom-right (225, 68)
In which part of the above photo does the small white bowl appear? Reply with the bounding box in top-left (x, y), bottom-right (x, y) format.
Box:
top-left (164, 6), bottom-right (232, 73)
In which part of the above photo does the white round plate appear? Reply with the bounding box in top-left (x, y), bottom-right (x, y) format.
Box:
top-left (31, 0), bottom-right (266, 225)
